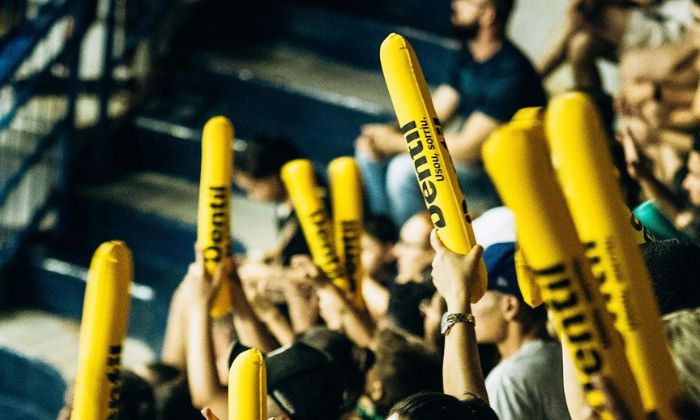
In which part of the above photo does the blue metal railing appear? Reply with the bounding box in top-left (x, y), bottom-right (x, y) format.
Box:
top-left (0, 0), bottom-right (172, 270)
top-left (0, 0), bottom-right (85, 268)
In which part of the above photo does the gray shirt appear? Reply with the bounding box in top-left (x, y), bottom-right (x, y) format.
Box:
top-left (485, 339), bottom-right (571, 420)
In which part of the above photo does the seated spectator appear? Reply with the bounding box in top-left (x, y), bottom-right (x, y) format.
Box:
top-left (233, 136), bottom-right (310, 300)
top-left (361, 215), bottom-right (399, 322)
top-left (356, 0), bottom-right (546, 226)
top-left (538, 0), bottom-right (690, 92)
top-left (364, 212), bottom-right (437, 337)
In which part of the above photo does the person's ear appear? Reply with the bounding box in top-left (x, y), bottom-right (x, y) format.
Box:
top-left (501, 295), bottom-right (520, 322)
top-left (369, 379), bottom-right (384, 401)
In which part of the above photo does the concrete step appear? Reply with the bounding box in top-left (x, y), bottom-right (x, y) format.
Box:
top-left (125, 41), bottom-right (399, 179)
top-left (279, 1), bottom-right (459, 82)
top-left (73, 171), bottom-right (276, 259)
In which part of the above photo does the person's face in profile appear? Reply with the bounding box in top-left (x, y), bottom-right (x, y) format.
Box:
top-left (451, 0), bottom-right (486, 29)
top-left (234, 172), bottom-right (285, 203)
top-left (392, 215), bottom-right (434, 282)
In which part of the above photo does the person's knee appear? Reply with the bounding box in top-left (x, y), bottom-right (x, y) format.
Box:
top-left (386, 155), bottom-right (417, 193)
top-left (568, 30), bottom-right (598, 62)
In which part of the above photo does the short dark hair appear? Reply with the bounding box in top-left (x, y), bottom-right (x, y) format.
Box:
top-left (115, 370), bottom-right (156, 420)
top-left (234, 136), bottom-right (303, 179)
top-left (368, 339), bottom-right (441, 416)
top-left (642, 239), bottom-right (700, 315)
top-left (490, 0), bottom-right (515, 26)
top-left (389, 391), bottom-right (499, 420)
top-left (365, 214), bottom-right (399, 244)
top-left (296, 327), bottom-right (374, 411)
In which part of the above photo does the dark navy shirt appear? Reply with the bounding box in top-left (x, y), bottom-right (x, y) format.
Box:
top-left (450, 40), bottom-right (547, 123)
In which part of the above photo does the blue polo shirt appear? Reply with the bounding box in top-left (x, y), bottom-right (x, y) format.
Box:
top-left (450, 40), bottom-right (547, 123)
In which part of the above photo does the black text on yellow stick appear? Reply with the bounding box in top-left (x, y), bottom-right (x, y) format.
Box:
top-left (380, 33), bottom-right (487, 301)
top-left (329, 156), bottom-right (365, 306)
top-left (197, 116), bottom-right (234, 317)
top-left (546, 93), bottom-right (683, 419)
top-left (72, 241), bottom-right (133, 420)
top-left (482, 120), bottom-right (645, 420)
top-left (282, 159), bottom-right (349, 291)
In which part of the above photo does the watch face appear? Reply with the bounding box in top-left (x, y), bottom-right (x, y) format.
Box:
top-left (440, 312), bottom-right (449, 334)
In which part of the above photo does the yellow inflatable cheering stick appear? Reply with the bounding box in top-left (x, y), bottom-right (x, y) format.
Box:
top-left (281, 159), bottom-right (349, 291)
top-left (229, 349), bottom-right (267, 420)
top-left (483, 121), bottom-right (645, 419)
top-left (72, 241), bottom-right (133, 420)
top-left (510, 108), bottom-right (545, 308)
top-left (329, 157), bottom-right (364, 308)
top-left (546, 93), bottom-right (682, 419)
top-left (197, 116), bottom-right (234, 318)
top-left (380, 33), bottom-right (486, 302)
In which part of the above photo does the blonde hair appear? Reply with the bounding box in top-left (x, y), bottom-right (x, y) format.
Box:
top-left (663, 307), bottom-right (700, 407)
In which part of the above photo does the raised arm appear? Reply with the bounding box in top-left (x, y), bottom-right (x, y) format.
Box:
top-left (291, 255), bottom-right (376, 347)
top-left (429, 229), bottom-right (488, 402)
top-left (183, 262), bottom-right (228, 417)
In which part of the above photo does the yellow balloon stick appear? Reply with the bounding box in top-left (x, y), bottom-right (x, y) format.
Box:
top-left (229, 349), bottom-right (267, 420)
top-left (379, 33), bottom-right (486, 302)
top-left (511, 108), bottom-right (545, 308)
top-left (328, 157), bottom-right (365, 308)
top-left (197, 116), bottom-right (234, 318)
top-left (483, 122), bottom-right (645, 419)
top-left (281, 159), bottom-right (349, 290)
top-left (546, 92), bottom-right (682, 419)
top-left (72, 241), bottom-right (133, 420)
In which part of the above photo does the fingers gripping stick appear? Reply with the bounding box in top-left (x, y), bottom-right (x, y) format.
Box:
top-left (546, 93), bottom-right (682, 419)
top-left (72, 241), bottom-right (133, 420)
top-left (229, 349), bottom-right (267, 420)
top-left (281, 159), bottom-right (348, 290)
top-left (197, 116), bottom-right (234, 317)
top-left (329, 157), bottom-right (365, 307)
top-left (379, 33), bottom-right (486, 302)
top-left (483, 122), bottom-right (645, 419)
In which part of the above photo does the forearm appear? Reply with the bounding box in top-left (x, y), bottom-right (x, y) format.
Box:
top-left (637, 176), bottom-right (685, 219)
top-left (536, 21), bottom-right (575, 78)
top-left (361, 276), bottom-right (390, 322)
top-left (318, 284), bottom-right (375, 347)
top-left (657, 129), bottom-right (695, 151)
top-left (258, 309), bottom-right (295, 346)
top-left (187, 307), bottom-right (225, 409)
top-left (561, 339), bottom-right (597, 420)
top-left (161, 287), bottom-right (188, 369)
top-left (445, 133), bottom-right (483, 163)
top-left (232, 308), bottom-right (278, 353)
top-left (284, 284), bottom-right (319, 333)
top-left (620, 38), bottom-right (696, 83)
top-left (442, 303), bottom-right (488, 402)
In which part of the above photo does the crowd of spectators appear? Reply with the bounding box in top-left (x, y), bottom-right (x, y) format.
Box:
top-left (55, 0), bottom-right (700, 419)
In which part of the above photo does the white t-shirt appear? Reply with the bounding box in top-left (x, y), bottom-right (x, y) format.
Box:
top-left (485, 339), bottom-right (571, 420)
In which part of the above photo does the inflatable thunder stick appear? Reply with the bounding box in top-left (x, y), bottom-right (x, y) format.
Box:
top-left (483, 122), bottom-right (645, 419)
top-left (546, 93), bottom-right (683, 419)
top-left (329, 157), bottom-right (365, 307)
top-left (379, 33), bottom-right (486, 302)
top-left (72, 241), bottom-right (133, 420)
top-left (229, 349), bottom-right (267, 420)
top-left (198, 116), bottom-right (234, 318)
top-left (510, 108), bottom-right (545, 308)
top-left (281, 159), bottom-right (349, 290)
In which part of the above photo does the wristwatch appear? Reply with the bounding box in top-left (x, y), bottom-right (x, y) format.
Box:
top-left (440, 312), bottom-right (475, 335)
